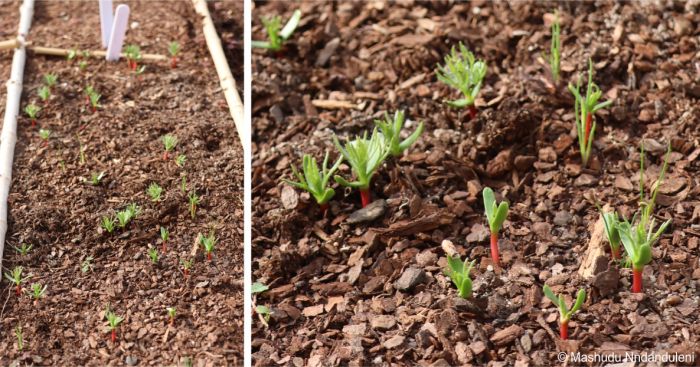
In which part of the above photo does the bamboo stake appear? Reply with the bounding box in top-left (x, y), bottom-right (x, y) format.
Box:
top-left (191, 0), bottom-right (245, 145)
top-left (0, 39), bottom-right (19, 51)
top-left (0, 0), bottom-right (34, 274)
top-left (0, 39), bottom-right (166, 61)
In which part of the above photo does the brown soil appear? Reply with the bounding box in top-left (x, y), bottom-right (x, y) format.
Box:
top-left (252, 1), bottom-right (699, 366)
top-left (209, 0), bottom-right (244, 97)
top-left (0, 1), bottom-right (242, 365)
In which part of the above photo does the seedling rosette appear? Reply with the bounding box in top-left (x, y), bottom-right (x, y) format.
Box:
top-left (188, 191), bottom-right (201, 219)
top-left (38, 86), bottom-right (51, 104)
top-left (124, 44), bottom-right (142, 71)
top-left (333, 128), bottom-right (390, 208)
top-left (4, 266), bottom-right (28, 296)
top-left (162, 134), bottom-right (178, 160)
top-left (483, 187), bottom-right (509, 267)
top-left (252, 9), bottom-right (302, 53)
top-left (542, 285), bottom-right (585, 340)
top-left (168, 41), bottom-right (180, 68)
top-left (181, 258), bottom-right (194, 278)
top-left (435, 42), bottom-right (487, 120)
top-left (13, 243), bottom-right (32, 256)
top-left (147, 182), bottom-right (163, 202)
top-left (600, 210), bottom-right (622, 260)
top-left (444, 255), bottom-right (476, 298)
top-left (166, 307), bottom-right (176, 325)
top-left (147, 247), bottom-right (159, 264)
top-left (105, 308), bottom-right (124, 343)
top-left (44, 73), bottom-right (57, 88)
top-left (374, 110), bottom-right (424, 157)
top-left (30, 282), bottom-right (47, 306)
top-left (24, 103), bottom-right (40, 127)
top-left (199, 232), bottom-right (217, 261)
top-left (39, 129), bottom-right (51, 147)
top-left (568, 59), bottom-right (612, 167)
top-left (282, 152), bottom-right (342, 214)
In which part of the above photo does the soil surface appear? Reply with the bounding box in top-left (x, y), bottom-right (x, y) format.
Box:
top-left (252, 1), bottom-right (700, 366)
top-left (0, 1), bottom-right (242, 365)
top-left (209, 0), bottom-right (244, 97)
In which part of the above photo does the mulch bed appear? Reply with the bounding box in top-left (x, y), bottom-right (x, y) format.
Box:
top-left (0, 0), bottom-right (242, 365)
top-left (252, 1), bottom-right (699, 366)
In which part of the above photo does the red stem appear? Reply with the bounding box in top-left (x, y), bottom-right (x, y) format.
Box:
top-left (560, 320), bottom-right (569, 340)
top-left (468, 105), bottom-right (477, 120)
top-left (611, 247), bottom-right (620, 260)
top-left (319, 202), bottom-right (329, 216)
top-left (584, 113), bottom-right (592, 146)
top-left (632, 267), bottom-right (643, 293)
top-left (31, 119), bottom-right (36, 128)
top-left (15, 285), bottom-right (21, 296)
top-left (162, 241), bottom-right (167, 253)
top-left (170, 57), bottom-right (177, 69)
top-left (184, 268), bottom-right (189, 278)
top-left (163, 151), bottom-right (169, 161)
top-left (207, 252), bottom-right (212, 261)
top-left (360, 188), bottom-right (371, 208)
top-left (490, 232), bottom-right (500, 267)
top-left (111, 329), bottom-right (116, 343)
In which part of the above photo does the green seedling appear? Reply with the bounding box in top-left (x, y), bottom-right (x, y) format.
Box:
top-left (282, 152), bottom-right (342, 213)
top-left (160, 226), bottom-right (169, 252)
top-left (199, 232), bottom-right (217, 261)
top-left (180, 258), bottom-right (194, 278)
top-left (43, 73), bottom-right (58, 88)
top-left (67, 49), bottom-right (77, 61)
top-left (38, 86), bottom-right (51, 103)
top-left (147, 182), bottom-right (163, 202)
top-left (568, 59), bottom-right (613, 167)
top-left (181, 174), bottom-right (187, 193)
top-left (78, 60), bottom-right (87, 71)
top-left (87, 171), bottom-right (105, 186)
top-left (483, 187), bottom-right (509, 267)
top-left (81, 256), bottom-right (93, 273)
top-left (78, 140), bottom-right (86, 165)
top-left (124, 44), bottom-right (142, 71)
top-left (167, 307), bottom-right (176, 325)
top-left (168, 41), bottom-right (180, 68)
top-left (175, 154), bottom-right (187, 168)
top-left (116, 204), bottom-right (140, 228)
top-left (374, 110), bottom-right (424, 157)
top-left (85, 86), bottom-right (102, 112)
top-left (252, 282), bottom-right (269, 294)
top-left (543, 285), bottom-right (586, 340)
top-left (24, 103), bottom-right (40, 127)
top-left (38, 129), bottom-right (51, 147)
top-left (13, 243), bottom-right (32, 256)
top-left (435, 42), bottom-right (487, 119)
top-left (188, 191), bottom-right (201, 219)
top-left (105, 308), bottom-right (123, 343)
top-left (184, 357), bottom-right (193, 367)
top-left (4, 266), bottom-right (28, 296)
top-left (29, 283), bottom-right (47, 305)
top-left (162, 134), bottom-right (178, 160)
top-left (256, 305), bottom-right (272, 325)
top-left (252, 282), bottom-right (271, 326)
top-left (544, 12), bottom-right (561, 85)
top-left (15, 325), bottom-right (23, 352)
top-left (147, 247), bottom-right (159, 264)
top-left (444, 255), bottom-right (476, 298)
top-left (252, 9), bottom-right (302, 52)
top-left (600, 210), bottom-right (622, 260)
top-left (101, 215), bottom-right (115, 233)
top-left (333, 128), bottom-right (390, 208)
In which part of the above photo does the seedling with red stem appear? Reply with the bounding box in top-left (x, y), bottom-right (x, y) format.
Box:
top-left (38, 86), bottom-right (50, 104)
top-left (39, 129), bottom-right (51, 147)
top-left (24, 103), bottom-right (40, 127)
top-left (543, 285), bottom-right (586, 340)
top-left (543, 12), bottom-right (561, 86)
top-left (333, 128), bottom-right (390, 208)
top-left (4, 266), bottom-right (28, 296)
top-left (568, 59), bottom-right (613, 167)
top-left (29, 283), bottom-right (46, 306)
top-left (444, 255), bottom-right (476, 298)
top-left (282, 152), bottom-right (342, 214)
top-left (160, 226), bottom-right (169, 252)
top-left (85, 86), bottom-right (101, 113)
top-left (199, 231), bottom-right (217, 261)
top-left (166, 307), bottom-right (176, 325)
top-left (374, 110), bottom-right (424, 157)
top-left (600, 210), bottom-right (622, 260)
top-left (251, 10), bottom-right (301, 52)
top-left (105, 307), bottom-right (123, 343)
top-left (147, 247), bottom-right (159, 264)
top-left (180, 258), bottom-right (194, 278)
top-left (162, 134), bottom-right (178, 160)
top-left (168, 41), bottom-right (180, 68)
top-left (188, 191), bottom-right (201, 219)
top-left (435, 42), bottom-right (487, 120)
top-left (124, 44), bottom-right (142, 71)
top-left (43, 73), bottom-right (57, 89)
top-left (13, 243), bottom-right (32, 256)
top-left (483, 187), bottom-right (509, 267)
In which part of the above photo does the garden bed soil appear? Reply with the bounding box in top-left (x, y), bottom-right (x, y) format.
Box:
top-left (0, 0), bottom-right (242, 365)
top-left (209, 0), bottom-right (244, 97)
top-left (252, 1), bottom-right (700, 366)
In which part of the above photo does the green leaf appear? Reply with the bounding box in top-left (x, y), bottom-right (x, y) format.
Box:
top-left (252, 282), bottom-right (269, 294)
top-left (570, 289), bottom-right (586, 314)
top-left (542, 285), bottom-right (558, 305)
top-left (636, 244), bottom-right (652, 267)
top-left (251, 40), bottom-right (272, 49)
top-left (446, 255), bottom-right (464, 275)
top-left (558, 294), bottom-right (568, 315)
top-left (398, 121), bottom-right (424, 153)
top-left (445, 98), bottom-right (471, 108)
top-left (279, 10), bottom-right (301, 40)
top-left (491, 201), bottom-right (509, 233)
top-left (333, 175), bottom-right (364, 189)
top-left (483, 187), bottom-right (496, 224)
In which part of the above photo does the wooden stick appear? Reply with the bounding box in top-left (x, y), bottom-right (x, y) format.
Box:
top-left (191, 0), bottom-right (245, 145)
top-left (0, 39), bottom-right (166, 61)
top-left (0, 0), bottom-right (34, 275)
top-left (0, 39), bottom-right (19, 51)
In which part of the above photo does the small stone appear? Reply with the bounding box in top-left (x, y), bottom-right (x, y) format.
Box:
top-left (553, 211), bottom-right (572, 226)
top-left (371, 315), bottom-right (396, 330)
top-left (521, 333), bottom-right (532, 352)
top-left (125, 356), bottom-right (138, 366)
top-left (347, 199), bottom-right (386, 224)
top-left (383, 335), bottom-right (405, 349)
top-left (592, 269), bottom-right (620, 297)
top-left (538, 147), bottom-right (557, 163)
top-left (416, 250), bottom-right (437, 267)
top-left (394, 267), bottom-right (426, 291)
top-left (666, 295), bottom-right (682, 306)
top-left (280, 186), bottom-right (299, 210)
top-left (638, 109), bottom-right (654, 122)
top-left (574, 174), bottom-right (597, 187)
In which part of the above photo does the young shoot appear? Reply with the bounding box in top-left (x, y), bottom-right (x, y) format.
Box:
top-left (483, 187), bottom-right (509, 267)
top-left (147, 247), bottom-right (159, 264)
top-left (160, 226), bottom-right (169, 252)
top-left (282, 152), bottom-right (342, 213)
top-left (147, 182), bottom-right (163, 202)
top-left (44, 73), bottom-right (58, 88)
top-left (543, 285), bottom-right (585, 340)
top-left (39, 129), bottom-right (51, 147)
top-left (333, 128), bottom-right (390, 208)
top-left (162, 134), bottom-right (178, 160)
top-left (568, 59), bottom-right (613, 167)
top-left (167, 307), bottom-right (176, 325)
top-left (545, 12), bottom-right (561, 85)
top-left (13, 243), bottom-right (32, 256)
top-left (85, 86), bottom-right (102, 112)
top-left (38, 86), bottom-right (51, 103)
top-left (188, 191), bottom-right (201, 219)
top-left (252, 282), bottom-right (271, 326)
top-left (78, 60), bottom-right (88, 71)
top-left (168, 41), bottom-right (180, 68)
top-left (15, 326), bottom-right (23, 352)
top-left (124, 44), bottom-right (142, 71)
top-left (374, 110), bottom-right (424, 157)
top-left (4, 266), bottom-right (28, 296)
top-left (175, 154), bottom-right (187, 168)
top-left (116, 204), bottom-right (140, 228)
top-left (180, 258), bottom-right (194, 278)
top-left (444, 255), bottom-right (476, 299)
top-left (24, 103), bottom-right (40, 127)
top-left (199, 232), bottom-right (217, 261)
top-left (87, 171), bottom-right (105, 186)
top-left (101, 215), bottom-right (116, 233)
top-left (600, 210), bottom-right (622, 260)
top-left (105, 308), bottom-right (124, 343)
top-left (67, 49), bottom-right (77, 61)
top-left (435, 42), bottom-right (487, 119)
top-left (81, 256), bottom-right (93, 273)
top-left (30, 283), bottom-right (47, 305)
top-left (251, 9), bottom-right (302, 52)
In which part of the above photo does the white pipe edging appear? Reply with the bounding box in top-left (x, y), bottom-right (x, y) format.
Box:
top-left (0, 0), bottom-right (35, 271)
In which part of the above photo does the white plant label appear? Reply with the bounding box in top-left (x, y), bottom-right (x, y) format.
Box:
top-left (98, 0), bottom-right (113, 48)
top-left (106, 4), bottom-right (129, 61)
